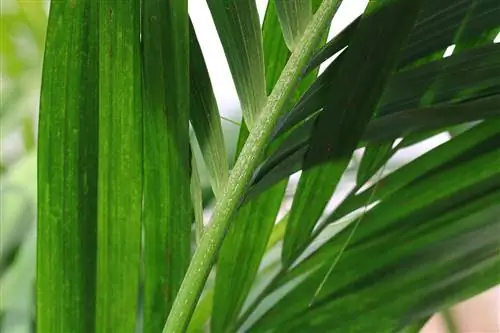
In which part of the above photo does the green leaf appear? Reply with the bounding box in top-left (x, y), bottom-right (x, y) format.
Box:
top-left (97, 1), bottom-right (143, 332)
top-left (282, 0), bottom-right (426, 266)
top-left (261, 95), bottom-right (500, 190)
top-left (273, 51), bottom-right (345, 138)
top-left (207, 0), bottom-right (267, 129)
top-left (275, 0), bottom-right (313, 50)
top-left (37, 2), bottom-right (98, 332)
top-left (141, 0), bottom-right (192, 331)
top-left (189, 22), bottom-right (229, 197)
top-left (266, 212), bottom-right (289, 251)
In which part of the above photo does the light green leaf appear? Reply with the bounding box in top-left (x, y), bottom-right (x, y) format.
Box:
top-left (97, 1), bottom-right (143, 332)
top-left (37, 2), bottom-right (98, 332)
top-left (1, 153), bottom-right (36, 266)
top-left (141, 0), bottom-right (192, 331)
top-left (189, 22), bottom-right (229, 197)
top-left (275, 0), bottom-right (313, 50)
top-left (266, 212), bottom-right (289, 251)
top-left (207, 0), bottom-right (267, 129)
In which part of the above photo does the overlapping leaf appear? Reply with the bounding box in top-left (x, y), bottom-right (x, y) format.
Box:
top-left (281, 0), bottom-right (427, 266)
top-left (238, 127), bottom-right (500, 331)
top-left (251, 42), bottom-right (500, 195)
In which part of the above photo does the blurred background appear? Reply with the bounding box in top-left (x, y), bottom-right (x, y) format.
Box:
top-left (0, 0), bottom-right (498, 332)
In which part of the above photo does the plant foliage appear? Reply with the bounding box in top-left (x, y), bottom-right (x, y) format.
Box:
top-left (35, 0), bottom-right (500, 332)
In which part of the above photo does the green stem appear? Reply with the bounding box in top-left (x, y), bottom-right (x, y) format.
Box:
top-left (163, 1), bottom-right (342, 331)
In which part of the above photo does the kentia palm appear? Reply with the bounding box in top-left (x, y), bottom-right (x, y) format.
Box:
top-left (37, 0), bottom-right (500, 332)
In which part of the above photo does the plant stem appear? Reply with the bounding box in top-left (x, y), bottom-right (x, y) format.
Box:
top-left (163, 1), bottom-right (342, 331)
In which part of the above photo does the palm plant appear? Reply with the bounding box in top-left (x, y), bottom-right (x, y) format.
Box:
top-left (36, 0), bottom-right (500, 332)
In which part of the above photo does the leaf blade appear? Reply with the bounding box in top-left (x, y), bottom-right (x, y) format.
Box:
top-left (189, 22), bottom-right (229, 197)
top-left (207, 0), bottom-right (267, 128)
top-left (141, 0), bottom-right (192, 331)
top-left (97, 0), bottom-right (143, 331)
top-left (37, 2), bottom-right (98, 332)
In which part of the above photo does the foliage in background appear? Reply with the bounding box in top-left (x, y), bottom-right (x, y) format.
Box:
top-left (1, 1), bottom-right (47, 331)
